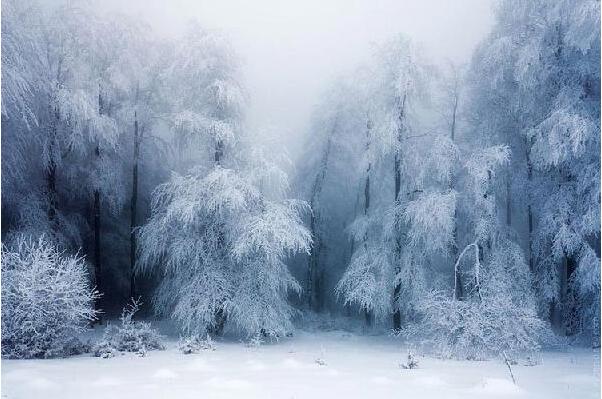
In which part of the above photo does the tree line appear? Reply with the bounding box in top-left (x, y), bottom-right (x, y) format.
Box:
top-left (298, 0), bottom-right (600, 353)
top-left (1, 0), bottom-right (600, 357)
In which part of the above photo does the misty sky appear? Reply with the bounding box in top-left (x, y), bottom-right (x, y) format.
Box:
top-left (99, 0), bottom-right (495, 157)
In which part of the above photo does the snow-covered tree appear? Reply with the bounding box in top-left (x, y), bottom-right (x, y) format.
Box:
top-left (335, 37), bottom-right (451, 328)
top-left (404, 146), bottom-right (548, 359)
top-left (136, 25), bottom-right (310, 337)
top-left (137, 163), bottom-right (311, 337)
top-left (164, 24), bottom-right (245, 171)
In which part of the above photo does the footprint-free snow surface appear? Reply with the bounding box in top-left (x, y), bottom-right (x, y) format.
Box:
top-left (2, 330), bottom-right (600, 399)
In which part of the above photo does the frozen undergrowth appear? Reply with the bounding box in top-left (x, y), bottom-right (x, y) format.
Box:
top-left (2, 328), bottom-right (599, 399)
top-left (92, 299), bottom-right (165, 358)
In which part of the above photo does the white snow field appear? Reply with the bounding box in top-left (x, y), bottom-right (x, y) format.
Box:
top-left (2, 330), bottom-right (600, 399)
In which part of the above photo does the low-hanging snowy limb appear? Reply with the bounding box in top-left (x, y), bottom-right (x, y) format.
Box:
top-left (453, 241), bottom-right (481, 301)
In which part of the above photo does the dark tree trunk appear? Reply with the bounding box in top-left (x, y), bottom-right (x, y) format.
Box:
top-left (451, 186), bottom-right (463, 301)
top-left (213, 138), bottom-right (226, 334)
top-left (363, 118), bottom-right (373, 327)
top-left (364, 308), bottom-right (372, 327)
top-left (344, 186), bottom-right (362, 318)
top-left (307, 119), bottom-right (335, 312)
top-left (526, 144), bottom-right (534, 272)
top-left (506, 172), bottom-right (512, 226)
top-left (47, 162), bottom-right (57, 222)
top-left (94, 88), bottom-right (104, 322)
top-left (450, 92), bottom-right (457, 143)
top-left (392, 152), bottom-right (402, 330)
top-left (307, 212), bottom-right (320, 311)
top-left (552, 254), bottom-right (570, 334)
top-left (93, 176), bottom-right (102, 322)
top-left (215, 139), bottom-right (224, 165)
top-left (450, 94), bottom-right (463, 301)
top-left (212, 309), bottom-right (226, 336)
top-left (129, 112), bottom-right (140, 299)
top-left (46, 101), bottom-right (61, 230)
top-left (392, 92), bottom-right (407, 331)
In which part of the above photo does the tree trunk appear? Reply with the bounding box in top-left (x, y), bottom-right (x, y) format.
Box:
top-left (47, 161), bottom-right (57, 223)
top-left (392, 152), bottom-right (402, 330)
top-left (213, 138), bottom-right (226, 334)
top-left (47, 104), bottom-right (59, 227)
top-left (452, 212), bottom-right (463, 300)
top-left (307, 212), bottom-right (320, 311)
top-left (307, 120), bottom-right (335, 312)
top-left (450, 92), bottom-right (457, 143)
top-left (506, 171), bottom-right (512, 226)
top-left (129, 112), bottom-right (139, 300)
top-left (392, 92), bottom-right (407, 331)
top-left (481, 170), bottom-right (493, 259)
top-left (556, 254), bottom-right (569, 333)
top-left (450, 92), bottom-right (463, 301)
top-left (93, 146), bottom-right (102, 322)
top-left (215, 139), bottom-right (224, 165)
top-left (363, 118), bottom-right (373, 327)
top-left (47, 68), bottom-right (63, 231)
top-left (94, 87), bottom-right (104, 322)
top-left (526, 144), bottom-right (534, 272)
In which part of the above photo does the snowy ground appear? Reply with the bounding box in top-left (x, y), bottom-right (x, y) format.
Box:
top-left (2, 329), bottom-right (600, 399)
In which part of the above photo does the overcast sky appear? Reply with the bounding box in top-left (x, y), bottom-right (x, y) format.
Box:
top-left (98, 0), bottom-right (495, 156)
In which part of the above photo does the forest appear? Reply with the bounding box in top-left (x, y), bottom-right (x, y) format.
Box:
top-left (1, 0), bottom-right (600, 397)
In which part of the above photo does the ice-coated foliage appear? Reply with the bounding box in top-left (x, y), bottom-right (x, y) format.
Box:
top-left (404, 290), bottom-right (547, 360)
top-left (1, 0), bottom-right (41, 130)
top-left (336, 239), bottom-right (395, 319)
top-left (164, 24), bottom-right (245, 171)
top-left (1, 235), bottom-right (99, 359)
top-left (92, 298), bottom-right (164, 358)
top-left (228, 199), bottom-right (311, 336)
top-left (137, 164), bottom-right (311, 338)
top-left (403, 190), bottom-right (457, 255)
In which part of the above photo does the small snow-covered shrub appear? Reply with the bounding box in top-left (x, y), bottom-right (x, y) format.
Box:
top-left (1, 236), bottom-right (99, 359)
top-left (315, 357), bottom-right (327, 366)
top-left (93, 299), bottom-right (164, 357)
top-left (314, 345), bottom-right (327, 366)
top-left (178, 334), bottom-right (216, 354)
top-left (400, 351), bottom-right (419, 369)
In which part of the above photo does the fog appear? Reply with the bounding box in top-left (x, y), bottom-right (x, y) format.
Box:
top-left (96, 0), bottom-right (494, 158)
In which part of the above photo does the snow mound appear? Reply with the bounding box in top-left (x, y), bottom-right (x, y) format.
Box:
top-left (153, 368), bottom-right (179, 379)
top-left (92, 376), bottom-right (122, 387)
top-left (186, 358), bottom-right (213, 372)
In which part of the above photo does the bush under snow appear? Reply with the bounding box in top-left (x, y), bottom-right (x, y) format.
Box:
top-left (177, 334), bottom-right (216, 354)
top-left (93, 298), bottom-right (165, 358)
top-left (1, 235), bottom-right (99, 359)
top-left (404, 291), bottom-right (548, 360)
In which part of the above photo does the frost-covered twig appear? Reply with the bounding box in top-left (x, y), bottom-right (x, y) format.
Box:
top-left (453, 241), bottom-right (480, 300)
